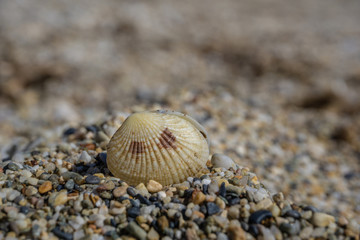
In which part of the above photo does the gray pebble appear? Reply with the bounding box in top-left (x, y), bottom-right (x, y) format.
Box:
top-left (127, 221), bottom-right (147, 240)
top-left (65, 179), bottom-right (75, 190)
top-left (211, 153), bottom-right (236, 170)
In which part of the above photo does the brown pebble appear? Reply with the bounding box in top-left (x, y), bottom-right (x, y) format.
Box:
top-left (38, 181), bottom-right (52, 194)
top-left (113, 186), bottom-right (127, 198)
top-left (228, 224), bottom-right (246, 240)
top-left (147, 180), bottom-right (163, 193)
top-left (157, 215), bottom-right (169, 230)
top-left (193, 191), bottom-right (206, 205)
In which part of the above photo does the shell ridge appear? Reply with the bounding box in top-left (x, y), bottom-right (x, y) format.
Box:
top-left (151, 128), bottom-right (176, 185)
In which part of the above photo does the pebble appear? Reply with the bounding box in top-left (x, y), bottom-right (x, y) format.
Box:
top-left (193, 191), bottom-right (206, 205)
top-left (135, 183), bottom-right (150, 197)
top-left (147, 180), bottom-right (163, 193)
top-left (249, 210), bottom-right (273, 224)
top-left (127, 221), bottom-right (147, 240)
top-left (127, 207), bottom-right (140, 218)
top-left (78, 151), bottom-right (92, 164)
top-left (38, 181), bottom-right (52, 194)
top-left (7, 162), bottom-right (20, 171)
top-left (312, 212), bottom-right (335, 227)
top-left (25, 186), bottom-right (38, 196)
top-left (49, 191), bottom-right (68, 207)
top-left (52, 227), bottom-right (73, 240)
top-left (85, 175), bottom-right (100, 184)
top-left (207, 202), bottom-right (221, 216)
top-left (228, 224), bottom-right (246, 240)
top-left (113, 186), bottom-right (127, 198)
top-left (147, 227), bottom-right (160, 240)
top-left (211, 153), bottom-right (236, 170)
top-left (65, 179), bottom-right (75, 190)
top-left (157, 215), bottom-right (169, 230)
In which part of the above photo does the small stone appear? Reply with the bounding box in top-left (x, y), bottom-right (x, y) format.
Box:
top-left (79, 151), bottom-right (92, 164)
top-left (52, 227), bottom-right (73, 240)
top-left (157, 215), bottom-right (169, 230)
top-left (312, 212), bottom-right (335, 227)
top-left (61, 172), bottom-right (83, 184)
top-left (284, 210), bottom-right (301, 219)
top-left (147, 180), bottom-right (163, 193)
top-left (147, 227), bottom-right (160, 240)
top-left (127, 221), bottom-right (147, 240)
top-left (49, 191), bottom-right (68, 207)
top-left (135, 183), bottom-right (150, 197)
top-left (65, 179), bottom-right (75, 190)
top-left (211, 153), bottom-right (236, 170)
top-left (44, 162), bottom-right (56, 173)
top-left (38, 181), bottom-right (52, 194)
top-left (228, 206), bottom-right (240, 219)
top-left (104, 180), bottom-right (115, 191)
top-left (217, 232), bottom-right (229, 240)
top-left (127, 207), bottom-right (140, 218)
top-left (208, 181), bottom-right (219, 194)
top-left (85, 175), bottom-right (100, 184)
top-left (126, 187), bottom-right (138, 197)
top-left (301, 210), bottom-right (312, 220)
top-left (25, 186), bottom-right (38, 196)
top-left (207, 202), bottom-right (221, 216)
top-left (249, 210), bottom-right (273, 224)
top-left (228, 224), bottom-right (246, 240)
top-left (269, 204), bottom-right (281, 217)
top-left (279, 221), bottom-right (301, 236)
top-left (27, 177), bottom-right (39, 186)
top-left (193, 191), bottom-right (206, 205)
top-left (255, 198), bottom-right (273, 210)
top-left (113, 186), bottom-right (127, 198)
top-left (7, 162), bottom-right (20, 171)
top-left (300, 226), bottom-right (313, 239)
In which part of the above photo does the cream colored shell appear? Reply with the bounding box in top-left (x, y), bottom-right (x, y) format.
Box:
top-left (107, 110), bottom-right (210, 186)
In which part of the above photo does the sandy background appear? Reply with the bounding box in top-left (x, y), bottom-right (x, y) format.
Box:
top-left (0, 0), bottom-right (359, 221)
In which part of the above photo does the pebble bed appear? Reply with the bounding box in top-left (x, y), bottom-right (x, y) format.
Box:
top-left (0, 116), bottom-right (359, 240)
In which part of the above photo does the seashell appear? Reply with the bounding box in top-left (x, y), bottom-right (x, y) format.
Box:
top-left (107, 110), bottom-right (210, 186)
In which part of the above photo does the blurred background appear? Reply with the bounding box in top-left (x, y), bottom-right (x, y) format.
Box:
top-left (0, 0), bottom-right (359, 221)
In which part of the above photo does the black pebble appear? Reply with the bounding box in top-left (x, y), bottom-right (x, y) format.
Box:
top-left (136, 194), bottom-right (151, 205)
top-left (206, 202), bottom-right (220, 216)
top-left (284, 210), bottom-right (301, 219)
top-left (240, 221), bottom-right (249, 231)
top-left (127, 207), bottom-right (140, 218)
top-left (19, 206), bottom-right (29, 214)
top-left (127, 187), bottom-right (137, 197)
top-left (98, 152), bottom-right (107, 165)
top-left (184, 189), bottom-right (194, 199)
top-left (52, 227), bottom-right (73, 240)
top-left (302, 205), bottom-right (319, 212)
top-left (63, 128), bottom-right (76, 136)
top-left (149, 196), bottom-right (158, 202)
top-left (85, 175), bottom-right (101, 184)
top-left (56, 185), bottom-right (64, 191)
top-left (86, 125), bottom-right (98, 133)
top-left (249, 210), bottom-right (273, 224)
top-left (74, 184), bottom-right (84, 192)
top-left (119, 196), bottom-right (129, 202)
top-left (202, 184), bottom-right (208, 194)
top-left (228, 197), bottom-right (240, 206)
top-left (248, 224), bottom-right (259, 237)
top-left (219, 182), bottom-right (226, 197)
top-left (111, 218), bottom-right (116, 227)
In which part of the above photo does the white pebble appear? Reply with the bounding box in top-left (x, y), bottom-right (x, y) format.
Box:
top-left (202, 179), bottom-right (211, 185)
top-left (211, 153), bottom-right (236, 170)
